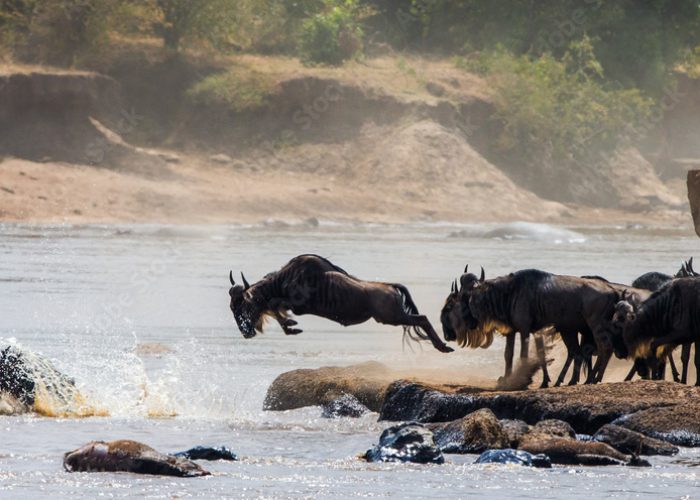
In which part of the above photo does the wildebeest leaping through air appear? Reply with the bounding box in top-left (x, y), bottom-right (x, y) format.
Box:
top-left (228, 254), bottom-right (454, 353)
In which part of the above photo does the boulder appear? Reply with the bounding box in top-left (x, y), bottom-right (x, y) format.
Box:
top-left (500, 419), bottom-right (531, 448)
top-left (475, 449), bottom-right (551, 468)
top-left (321, 393), bottom-right (369, 418)
top-left (593, 424), bottom-right (678, 456)
top-left (364, 423), bottom-right (444, 464)
top-left (428, 408), bottom-right (509, 454)
top-left (614, 405), bottom-right (700, 447)
top-left (519, 436), bottom-right (649, 467)
top-left (264, 362), bottom-right (391, 412)
top-left (63, 440), bottom-right (210, 477)
top-left (529, 419), bottom-right (576, 440)
top-left (174, 446), bottom-right (238, 461)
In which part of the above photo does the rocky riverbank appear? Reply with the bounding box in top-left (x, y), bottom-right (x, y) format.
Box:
top-left (265, 363), bottom-right (700, 457)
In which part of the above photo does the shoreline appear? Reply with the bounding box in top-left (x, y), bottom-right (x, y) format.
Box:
top-left (0, 157), bottom-right (692, 229)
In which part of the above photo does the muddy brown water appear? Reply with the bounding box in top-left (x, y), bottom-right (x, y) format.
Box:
top-left (0, 221), bottom-right (699, 498)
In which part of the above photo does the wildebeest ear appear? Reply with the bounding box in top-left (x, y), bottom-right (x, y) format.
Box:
top-left (229, 270), bottom-right (235, 286)
top-left (451, 280), bottom-right (456, 293)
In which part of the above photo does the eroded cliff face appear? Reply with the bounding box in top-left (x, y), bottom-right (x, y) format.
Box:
top-left (0, 69), bottom-right (166, 175)
top-left (688, 170), bottom-right (700, 237)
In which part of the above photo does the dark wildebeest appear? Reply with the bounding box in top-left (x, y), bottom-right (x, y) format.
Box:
top-left (614, 278), bottom-right (700, 386)
top-left (228, 254), bottom-right (453, 353)
top-left (468, 269), bottom-right (622, 385)
top-left (440, 266), bottom-right (556, 387)
top-left (627, 258), bottom-right (698, 383)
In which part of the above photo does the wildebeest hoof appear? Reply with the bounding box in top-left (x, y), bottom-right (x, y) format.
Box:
top-left (283, 319), bottom-right (298, 327)
top-left (285, 328), bottom-right (303, 335)
top-left (63, 440), bottom-right (210, 477)
top-left (436, 344), bottom-right (454, 353)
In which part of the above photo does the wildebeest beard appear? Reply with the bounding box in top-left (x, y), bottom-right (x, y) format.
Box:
top-left (463, 281), bottom-right (515, 348)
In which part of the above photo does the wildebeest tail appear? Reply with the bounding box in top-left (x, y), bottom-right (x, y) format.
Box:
top-left (392, 284), bottom-right (430, 344)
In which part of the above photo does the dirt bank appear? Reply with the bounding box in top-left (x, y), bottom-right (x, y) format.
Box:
top-left (0, 57), bottom-right (693, 226)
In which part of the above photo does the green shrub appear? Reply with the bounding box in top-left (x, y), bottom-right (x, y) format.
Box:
top-left (187, 66), bottom-right (278, 112)
top-left (456, 42), bottom-right (654, 167)
top-left (299, 0), bottom-right (362, 66)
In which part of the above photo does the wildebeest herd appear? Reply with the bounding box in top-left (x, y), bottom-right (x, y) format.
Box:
top-left (229, 254), bottom-right (700, 388)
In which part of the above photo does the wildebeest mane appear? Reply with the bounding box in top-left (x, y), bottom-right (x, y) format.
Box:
top-left (625, 284), bottom-right (678, 358)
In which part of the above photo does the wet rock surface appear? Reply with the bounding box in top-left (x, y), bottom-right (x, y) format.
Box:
top-left (500, 419), bottom-right (531, 447)
top-left (475, 449), bottom-right (552, 468)
top-left (428, 408), bottom-right (509, 454)
top-left (379, 380), bottom-right (700, 435)
top-left (321, 393), bottom-right (370, 418)
top-left (63, 440), bottom-right (210, 477)
top-left (614, 405), bottom-right (700, 447)
top-left (174, 446), bottom-right (238, 461)
top-left (594, 424), bottom-right (679, 456)
top-left (364, 423), bottom-right (444, 464)
top-left (519, 436), bottom-right (649, 466)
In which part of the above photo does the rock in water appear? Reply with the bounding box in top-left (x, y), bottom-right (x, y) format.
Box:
top-left (364, 423), bottom-right (444, 464)
top-left (614, 405), bottom-right (700, 447)
top-left (475, 449), bottom-right (552, 468)
top-left (429, 408), bottom-right (510, 454)
top-left (519, 437), bottom-right (650, 467)
top-left (594, 424), bottom-right (679, 456)
top-left (321, 393), bottom-right (369, 418)
top-left (63, 440), bottom-right (210, 477)
top-left (174, 446), bottom-right (238, 461)
top-left (0, 346), bottom-right (37, 406)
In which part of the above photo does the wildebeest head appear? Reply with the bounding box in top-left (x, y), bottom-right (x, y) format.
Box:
top-left (228, 271), bottom-right (260, 339)
top-left (440, 266), bottom-right (498, 347)
top-left (611, 299), bottom-right (635, 358)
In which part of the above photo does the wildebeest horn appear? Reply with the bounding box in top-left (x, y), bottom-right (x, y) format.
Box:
top-left (480, 267), bottom-right (485, 282)
top-left (241, 271), bottom-right (250, 290)
top-left (689, 257), bottom-right (695, 274)
top-left (451, 280), bottom-right (456, 293)
top-left (240, 272), bottom-right (250, 290)
top-left (464, 264), bottom-right (469, 274)
top-left (229, 270), bottom-right (235, 286)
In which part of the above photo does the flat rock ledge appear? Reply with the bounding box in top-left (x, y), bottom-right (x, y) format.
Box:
top-left (264, 364), bottom-right (700, 448)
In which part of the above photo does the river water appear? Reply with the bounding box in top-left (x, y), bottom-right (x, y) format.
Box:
top-left (0, 221), bottom-right (699, 498)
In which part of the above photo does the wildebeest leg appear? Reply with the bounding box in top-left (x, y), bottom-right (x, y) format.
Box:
top-left (667, 352), bottom-right (680, 383)
top-left (588, 347), bottom-right (612, 384)
top-left (276, 315), bottom-right (302, 335)
top-left (624, 362), bottom-right (638, 382)
top-left (394, 314), bottom-right (454, 353)
top-left (681, 343), bottom-right (691, 384)
top-left (694, 342), bottom-right (700, 386)
top-left (504, 332), bottom-right (516, 377)
top-left (534, 335), bottom-right (550, 388)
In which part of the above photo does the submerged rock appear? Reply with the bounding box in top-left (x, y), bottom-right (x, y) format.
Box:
top-left (428, 408), bottom-right (509, 454)
top-left (174, 445), bottom-right (238, 461)
top-left (364, 423), bottom-right (444, 464)
top-left (519, 436), bottom-right (649, 467)
top-left (64, 440), bottom-right (210, 477)
top-left (594, 424), bottom-right (679, 456)
top-left (321, 393), bottom-right (369, 418)
top-left (475, 449), bottom-right (551, 468)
